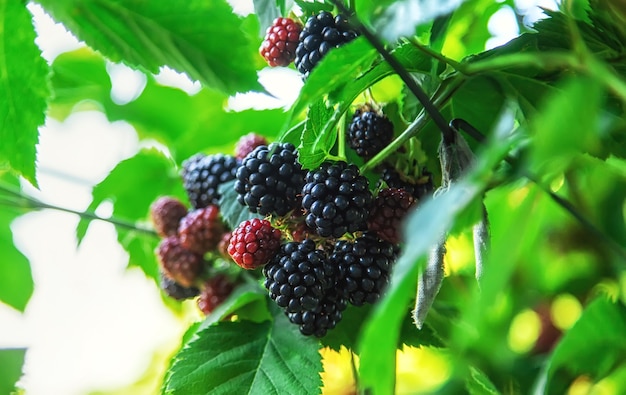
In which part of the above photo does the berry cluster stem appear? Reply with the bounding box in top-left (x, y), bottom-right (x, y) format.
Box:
top-left (330, 0), bottom-right (456, 145)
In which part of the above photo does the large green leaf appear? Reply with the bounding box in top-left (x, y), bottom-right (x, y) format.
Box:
top-left (38, 0), bottom-right (263, 94)
top-left (298, 100), bottom-right (336, 170)
top-left (0, 174), bottom-right (33, 312)
top-left (163, 304), bottom-right (322, 395)
top-left (0, 0), bottom-right (50, 186)
top-left (218, 180), bottom-right (263, 230)
top-left (357, 117), bottom-right (515, 395)
top-left (0, 348), bottom-right (26, 394)
top-left (543, 297), bottom-right (626, 393)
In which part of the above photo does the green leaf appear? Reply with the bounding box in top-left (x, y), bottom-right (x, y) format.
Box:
top-left (0, 174), bottom-right (34, 312)
top-left (298, 100), bottom-right (336, 170)
top-left (39, 0), bottom-right (262, 94)
top-left (0, 0), bottom-right (50, 186)
top-left (544, 297), bottom-right (626, 393)
top-left (0, 348), bottom-right (26, 394)
top-left (218, 180), bottom-right (263, 230)
top-left (290, 38), bottom-right (378, 117)
top-left (529, 77), bottom-right (603, 178)
top-left (77, 148), bottom-right (183, 279)
top-left (357, 119), bottom-right (515, 395)
top-left (466, 366), bottom-right (500, 395)
top-left (163, 304), bottom-right (322, 395)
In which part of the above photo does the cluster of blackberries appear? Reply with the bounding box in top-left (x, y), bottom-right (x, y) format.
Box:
top-left (259, 12), bottom-right (358, 79)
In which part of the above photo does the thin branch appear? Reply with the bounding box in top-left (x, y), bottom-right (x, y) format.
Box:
top-left (329, 0), bottom-right (455, 144)
top-left (0, 183), bottom-right (156, 236)
top-left (407, 37), bottom-right (463, 72)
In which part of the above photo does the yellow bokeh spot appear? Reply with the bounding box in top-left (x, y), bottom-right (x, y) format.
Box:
top-left (444, 233), bottom-right (474, 274)
top-left (507, 185), bottom-right (530, 209)
top-left (568, 376), bottom-right (593, 395)
top-left (396, 346), bottom-right (451, 394)
top-left (320, 347), bottom-right (357, 395)
top-left (508, 309), bottom-right (541, 354)
top-left (550, 293), bottom-right (582, 331)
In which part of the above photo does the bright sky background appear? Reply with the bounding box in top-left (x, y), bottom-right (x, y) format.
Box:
top-left (0, 1), bottom-right (556, 394)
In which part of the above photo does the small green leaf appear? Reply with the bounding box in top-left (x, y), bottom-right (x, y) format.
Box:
top-left (39, 0), bottom-right (262, 94)
top-left (0, 0), bottom-right (50, 186)
top-left (466, 366), bottom-right (501, 395)
top-left (544, 297), bottom-right (626, 393)
top-left (0, 173), bottom-right (34, 312)
top-left (298, 100), bottom-right (336, 170)
top-left (218, 180), bottom-right (263, 230)
top-left (0, 348), bottom-right (26, 394)
top-left (163, 304), bottom-right (322, 395)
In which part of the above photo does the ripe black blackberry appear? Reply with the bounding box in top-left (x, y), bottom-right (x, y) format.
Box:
top-left (234, 142), bottom-right (305, 217)
top-left (150, 196), bottom-right (188, 237)
top-left (301, 161), bottom-right (373, 238)
top-left (287, 289), bottom-right (348, 337)
top-left (367, 188), bottom-right (416, 244)
top-left (160, 272), bottom-right (200, 300)
top-left (263, 239), bottom-right (337, 314)
top-left (348, 106), bottom-right (394, 160)
top-left (295, 11), bottom-right (358, 79)
top-left (181, 153), bottom-right (240, 209)
top-left (381, 167), bottom-right (434, 200)
top-left (330, 232), bottom-right (397, 306)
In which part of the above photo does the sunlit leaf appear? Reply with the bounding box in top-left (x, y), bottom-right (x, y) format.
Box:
top-left (0, 348), bottom-right (26, 394)
top-left (39, 0), bottom-right (263, 94)
top-left (163, 304), bottom-right (322, 395)
top-left (0, 0), bottom-right (49, 186)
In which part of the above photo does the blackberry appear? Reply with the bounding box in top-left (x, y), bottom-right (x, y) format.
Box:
top-left (235, 133), bottom-right (268, 160)
top-left (181, 153), bottom-right (240, 209)
top-left (301, 161), bottom-right (373, 238)
top-left (295, 12), bottom-right (359, 78)
top-left (197, 274), bottom-right (235, 315)
top-left (330, 232), bottom-right (397, 306)
top-left (150, 196), bottom-right (188, 237)
top-left (259, 17), bottom-right (302, 67)
top-left (367, 188), bottom-right (416, 244)
top-left (228, 218), bottom-right (282, 269)
top-left (178, 205), bottom-right (225, 254)
top-left (287, 289), bottom-right (347, 337)
top-left (381, 167), bottom-right (434, 200)
top-left (234, 142), bottom-right (306, 217)
top-left (348, 106), bottom-right (394, 160)
top-left (157, 236), bottom-right (204, 288)
top-left (160, 272), bottom-right (200, 300)
top-left (263, 239), bottom-right (336, 314)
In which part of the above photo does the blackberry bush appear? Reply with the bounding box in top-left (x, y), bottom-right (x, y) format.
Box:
top-left (301, 161), bottom-right (373, 238)
top-left (182, 153), bottom-right (240, 209)
top-left (330, 232), bottom-right (397, 306)
top-left (259, 17), bottom-right (302, 67)
top-left (234, 142), bottom-right (305, 217)
top-left (149, 196), bottom-right (188, 237)
top-left (348, 106), bottom-right (394, 160)
top-left (156, 236), bottom-right (204, 288)
top-left (178, 205), bottom-right (225, 254)
top-left (227, 218), bottom-right (282, 269)
top-left (295, 11), bottom-right (359, 78)
top-left (263, 239), bottom-right (337, 314)
top-left (368, 188), bottom-right (416, 244)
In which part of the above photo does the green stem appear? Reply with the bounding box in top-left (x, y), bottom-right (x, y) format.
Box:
top-left (337, 113), bottom-right (347, 161)
top-left (408, 37), bottom-right (463, 72)
top-left (329, 0), bottom-right (455, 144)
top-left (361, 76), bottom-right (464, 172)
top-left (0, 184), bottom-right (156, 236)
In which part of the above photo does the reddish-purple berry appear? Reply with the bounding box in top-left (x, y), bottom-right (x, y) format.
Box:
top-left (235, 133), bottom-right (268, 160)
top-left (156, 236), bottom-right (204, 287)
top-left (227, 218), bottom-right (282, 269)
top-left (150, 196), bottom-right (188, 237)
top-left (367, 188), bottom-right (416, 244)
top-left (178, 205), bottom-right (225, 254)
top-left (260, 17), bottom-right (302, 67)
top-left (197, 275), bottom-right (236, 315)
